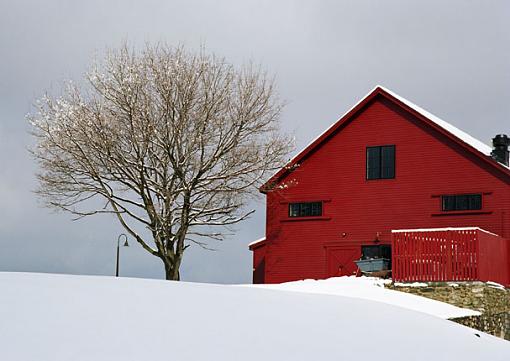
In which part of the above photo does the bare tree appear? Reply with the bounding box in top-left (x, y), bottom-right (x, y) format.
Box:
top-left (29, 44), bottom-right (292, 280)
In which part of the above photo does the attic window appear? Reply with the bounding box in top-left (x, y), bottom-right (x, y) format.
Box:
top-left (441, 194), bottom-right (482, 211)
top-left (366, 145), bottom-right (395, 180)
top-left (289, 202), bottom-right (322, 217)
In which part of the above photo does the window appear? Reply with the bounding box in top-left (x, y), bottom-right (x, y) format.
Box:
top-left (289, 202), bottom-right (322, 217)
top-left (361, 245), bottom-right (392, 260)
top-left (441, 194), bottom-right (482, 211)
top-left (366, 145), bottom-right (395, 180)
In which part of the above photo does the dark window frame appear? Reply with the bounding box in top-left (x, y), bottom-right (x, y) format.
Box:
top-left (441, 193), bottom-right (482, 212)
top-left (288, 201), bottom-right (323, 218)
top-left (366, 145), bottom-right (395, 180)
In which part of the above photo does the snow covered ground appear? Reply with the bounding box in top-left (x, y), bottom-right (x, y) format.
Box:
top-left (246, 276), bottom-right (480, 319)
top-left (1, 272), bottom-right (508, 361)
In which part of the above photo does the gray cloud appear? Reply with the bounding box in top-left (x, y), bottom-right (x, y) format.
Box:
top-left (0, 0), bottom-right (508, 283)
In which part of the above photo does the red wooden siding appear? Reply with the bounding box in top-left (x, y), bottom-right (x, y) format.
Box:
top-left (251, 241), bottom-right (267, 284)
top-left (253, 88), bottom-right (510, 285)
top-left (477, 230), bottom-right (510, 286)
top-left (392, 229), bottom-right (509, 286)
top-left (325, 245), bottom-right (361, 278)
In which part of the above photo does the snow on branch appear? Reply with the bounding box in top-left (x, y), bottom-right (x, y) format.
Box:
top-left (28, 43), bottom-right (293, 280)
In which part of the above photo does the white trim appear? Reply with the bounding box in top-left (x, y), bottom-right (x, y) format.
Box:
top-left (391, 227), bottom-right (499, 236)
top-left (248, 237), bottom-right (266, 247)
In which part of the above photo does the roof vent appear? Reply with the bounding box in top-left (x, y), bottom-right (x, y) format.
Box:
top-left (491, 134), bottom-right (509, 166)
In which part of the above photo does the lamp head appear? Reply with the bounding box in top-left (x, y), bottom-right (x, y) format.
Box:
top-left (118, 233), bottom-right (129, 247)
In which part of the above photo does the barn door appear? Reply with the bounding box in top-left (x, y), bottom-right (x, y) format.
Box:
top-left (253, 258), bottom-right (265, 284)
top-left (326, 247), bottom-right (361, 277)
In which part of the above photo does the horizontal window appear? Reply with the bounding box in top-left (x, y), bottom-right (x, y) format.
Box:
top-left (361, 245), bottom-right (392, 260)
top-left (367, 145), bottom-right (395, 180)
top-left (289, 202), bottom-right (322, 217)
top-left (441, 194), bottom-right (482, 211)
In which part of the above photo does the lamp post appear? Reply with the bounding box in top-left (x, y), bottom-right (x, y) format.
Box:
top-left (116, 233), bottom-right (129, 277)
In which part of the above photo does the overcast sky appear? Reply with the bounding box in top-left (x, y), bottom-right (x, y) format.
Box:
top-left (0, 0), bottom-right (509, 283)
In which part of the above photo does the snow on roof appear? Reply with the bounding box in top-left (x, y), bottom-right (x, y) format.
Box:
top-left (268, 85), bottom-right (508, 185)
top-left (392, 227), bottom-right (498, 236)
top-left (378, 86), bottom-right (495, 157)
top-left (248, 237), bottom-right (265, 247)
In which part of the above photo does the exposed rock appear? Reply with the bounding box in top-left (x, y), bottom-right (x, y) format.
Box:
top-left (387, 281), bottom-right (510, 340)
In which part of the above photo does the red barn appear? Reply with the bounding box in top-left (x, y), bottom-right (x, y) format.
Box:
top-left (249, 86), bottom-right (510, 286)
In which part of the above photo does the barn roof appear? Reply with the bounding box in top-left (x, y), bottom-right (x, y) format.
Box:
top-left (261, 86), bottom-right (510, 192)
top-left (379, 86), bottom-right (494, 156)
top-left (248, 237), bottom-right (266, 250)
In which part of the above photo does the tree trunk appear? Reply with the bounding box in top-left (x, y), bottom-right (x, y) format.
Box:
top-left (163, 259), bottom-right (181, 281)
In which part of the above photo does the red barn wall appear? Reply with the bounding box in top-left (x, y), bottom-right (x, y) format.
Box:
top-left (477, 231), bottom-right (510, 286)
top-left (251, 243), bottom-right (267, 284)
top-left (262, 97), bottom-right (510, 284)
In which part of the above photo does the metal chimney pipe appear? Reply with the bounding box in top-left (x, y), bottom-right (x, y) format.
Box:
top-left (491, 134), bottom-right (510, 166)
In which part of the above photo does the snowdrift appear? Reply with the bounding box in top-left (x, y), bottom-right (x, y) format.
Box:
top-left (0, 272), bottom-right (508, 361)
top-left (246, 276), bottom-right (480, 319)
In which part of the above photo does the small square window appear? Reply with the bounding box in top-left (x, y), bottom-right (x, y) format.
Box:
top-left (289, 203), bottom-right (300, 217)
